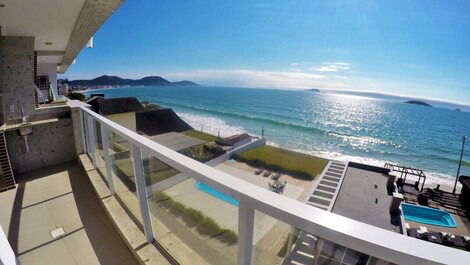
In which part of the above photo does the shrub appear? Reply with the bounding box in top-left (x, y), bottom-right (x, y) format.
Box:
top-left (181, 143), bottom-right (226, 162)
top-left (197, 217), bottom-right (221, 236)
top-left (183, 208), bottom-right (204, 227)
top-left (169, 201), bottom-right (186, 217)
top-left (141, 100), bottom-right (161, 111)
top-left (67, 92), bottom-right (85, 101)
top-left (219, 230), bottom-right (238, 245)
top-left (153, 191), bottom-right (238, 245)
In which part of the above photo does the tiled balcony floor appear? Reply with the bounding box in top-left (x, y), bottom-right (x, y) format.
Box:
top-left (0, 161), bottom-right (139, 265)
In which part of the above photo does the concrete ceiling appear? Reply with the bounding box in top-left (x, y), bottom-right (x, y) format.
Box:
top-left (0, 0), bottom-right (86, 51)
top-left (0, 0), bottom-right (123, 73)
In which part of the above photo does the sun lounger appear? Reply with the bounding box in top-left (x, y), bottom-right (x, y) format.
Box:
top-left (417, 226), bottom-right (428, 239)
top-left (271, 172), bottom-right (281, 180)
top-left (426, 231), bottom-right (443, 244)
top-left (451, 235), bottom-right (466, 248)
top-left (263, 171), bottom-right (272, 177)
top-left (407, 228), bottom-right (418, 238)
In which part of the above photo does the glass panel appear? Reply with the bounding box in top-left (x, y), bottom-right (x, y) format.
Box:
top-left (317, 239), bottom-right (370, 265)
top-left (252, 210), bottom-right (300, 265)
top-left (142, 148), bottom-right (238, 265)
top-left (94, 121), bottom-right (107, 181)
top-left (109, 131), bottom-right (142, 224)
top-left (252, 210), bottom-right (373, 265)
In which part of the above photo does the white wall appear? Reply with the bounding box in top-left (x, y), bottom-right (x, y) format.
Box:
top-left (37, 62), bottom-right (57, 96)
top-left (0, 225), bottom-right (18, 265)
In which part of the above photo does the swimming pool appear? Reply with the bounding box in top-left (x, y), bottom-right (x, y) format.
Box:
top-left (195, 181), bottom-right (239, 206)
top-left (401, 203), bottom-right (457, 228)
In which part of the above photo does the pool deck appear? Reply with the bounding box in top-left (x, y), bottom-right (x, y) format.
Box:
top-left (403, 198), bottom-right (470, 237)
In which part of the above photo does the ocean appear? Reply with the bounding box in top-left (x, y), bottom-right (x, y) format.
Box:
top-left (84, 86), bottom-right (470, 186)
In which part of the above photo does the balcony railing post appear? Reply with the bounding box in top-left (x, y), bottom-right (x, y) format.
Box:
top-left (237, 201), bottom-right (255, 265)
top-left (132, 144), bottom-right (154, 243)
top-left (100, 125), bottom-right (115, 194)
top-left (79, 110), bottom-right (88, 154)
top-left (86, 115), bottom-right (97, 168)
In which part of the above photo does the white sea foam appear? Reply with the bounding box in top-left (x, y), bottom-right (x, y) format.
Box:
top-left (178, 112), bottom-right (246, 137)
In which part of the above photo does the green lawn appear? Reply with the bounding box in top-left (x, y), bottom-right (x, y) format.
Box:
top-left (182, 130), bottom-right (221, 142)
top-left (234, 145), bottom-right (328, 180)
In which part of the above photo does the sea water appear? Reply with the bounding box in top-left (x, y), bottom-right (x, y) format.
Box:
top-left (84, 86), bottom-right (470, 186)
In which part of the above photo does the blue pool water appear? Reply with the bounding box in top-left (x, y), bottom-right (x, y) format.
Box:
top-left (195, 181), bottom-right (239, 206)
top-left (401, 203), bottom-right (457, 228)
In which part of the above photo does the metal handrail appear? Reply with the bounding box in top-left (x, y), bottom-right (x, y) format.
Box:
top-left (80, 105), bottom-right (470, 265)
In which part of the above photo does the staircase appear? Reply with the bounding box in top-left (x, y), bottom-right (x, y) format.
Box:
top-left (0, 131), bottom-right (16, 192)
top-left (306, 160), bottom-right (348, 211)
top-left (282, 161), bottom-right (349, 265)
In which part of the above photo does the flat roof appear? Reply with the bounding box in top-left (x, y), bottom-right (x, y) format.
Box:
top-left (148, 132), bottom-right (204, 151)
top-left (332, 167), bottom-right (401, 232)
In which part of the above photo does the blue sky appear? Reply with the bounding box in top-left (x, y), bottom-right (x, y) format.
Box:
top-left (62, 0), bottom-right (470, 104)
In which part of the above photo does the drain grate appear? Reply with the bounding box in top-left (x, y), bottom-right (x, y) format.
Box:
top-left (50, 227), bottom-right (65, 239)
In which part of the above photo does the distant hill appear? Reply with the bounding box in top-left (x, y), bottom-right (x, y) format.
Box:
top-left (404, 100), bottom-right (433, 107)
top-left (68, 75), bottom-right (199, 87)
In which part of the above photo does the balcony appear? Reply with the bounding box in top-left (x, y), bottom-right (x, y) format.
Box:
top-left (0, 161), bottom-right (139, 265)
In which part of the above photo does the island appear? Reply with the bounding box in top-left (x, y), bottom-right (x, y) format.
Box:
top-left (306, 88), bottom-right (321, 93)
top-left (404, 100), bottom-right (433, 107)
top-left (67, 75), bottom-right (199, 89)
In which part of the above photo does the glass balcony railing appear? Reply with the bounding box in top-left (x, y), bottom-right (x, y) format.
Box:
top-left (79, 106), bottom-right (469, 265)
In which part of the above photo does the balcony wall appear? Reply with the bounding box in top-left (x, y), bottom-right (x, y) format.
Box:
top-left (6, 117), bottom-right (76, 174)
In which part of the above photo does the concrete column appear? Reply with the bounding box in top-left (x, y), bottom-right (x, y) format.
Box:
top-left (0, 36), bottom-right (35, 122)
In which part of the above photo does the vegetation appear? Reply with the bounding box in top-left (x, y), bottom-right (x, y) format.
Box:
top-left (181, 143), bottom-right (225, 162)
top-left (67, 92), bottom-right (85, 101)
top-left (234, 145), bottom-right (328, 180)
top-left (153, 192), bottom-right (238, 245)
top-left (141, 100), bottom-right (162, 111)
top-left (183, 130), bottom-right (221, 142)
top-left (277, 229), bottom-right (300, 257)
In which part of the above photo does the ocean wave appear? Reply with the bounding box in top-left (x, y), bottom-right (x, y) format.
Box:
top-left (156, 99), bottom-right (330, 136)
top-left (326, 131), bottom-right (400, 148)
top-left (177, 112), bottom-right (245, 137)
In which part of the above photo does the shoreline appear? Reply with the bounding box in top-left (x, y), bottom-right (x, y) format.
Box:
top-left (179, 113), bottom-right (463, 192)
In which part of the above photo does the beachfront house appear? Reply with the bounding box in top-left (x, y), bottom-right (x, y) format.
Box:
top-left (0, 1), bottom-right (469, 265)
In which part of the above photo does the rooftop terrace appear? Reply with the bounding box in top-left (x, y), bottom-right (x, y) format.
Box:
top-left (333, 167), bottom-right (401, 233)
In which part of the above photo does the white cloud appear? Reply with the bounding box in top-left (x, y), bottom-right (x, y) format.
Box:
top-left (311, 62), bottom-right (351, 72)
top-left (162, 69), bottom-right (345, 89)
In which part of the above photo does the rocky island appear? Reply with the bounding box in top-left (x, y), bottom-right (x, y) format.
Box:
top-left (404, 100), bottom-right (433, 107)
top-left (306, 88), bottom-right (321, 92)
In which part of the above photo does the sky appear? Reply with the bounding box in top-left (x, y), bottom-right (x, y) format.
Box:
top-left (61, 0), bottom-right (470, 105)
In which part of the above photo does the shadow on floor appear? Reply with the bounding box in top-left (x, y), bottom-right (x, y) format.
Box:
top-left (7, 160), bottom-right (139, 265)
